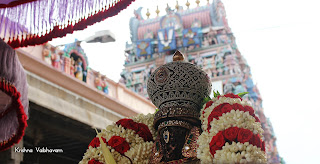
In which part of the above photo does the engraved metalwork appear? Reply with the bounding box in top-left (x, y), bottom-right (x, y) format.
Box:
top-left (155, 67), bottom-right (169, 84)
top-left (163, 129), bottom-right (170, 144)
top-left (182, 126), bottom-right (200, 158)
top-left (158, 120), bottom-right (192, 131)
top-left (147, 51), bottom-right (211, 163)
top-left (147, 61), bottom-right (212, 113)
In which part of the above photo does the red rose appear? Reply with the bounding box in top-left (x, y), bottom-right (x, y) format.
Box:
top-left (207, 111), bottom-right (222, 131)
top-left (203, 100), bottom-right (214, 118)
top-left (249, 134), bottom-right (262, 148)
top-left (237, 128), bottom-right (253, 143)
top-left (223, 127), bottom-right (239, 141)
top-left (232, 103), bottom-right (244, 111)
top-left (209, 144), bottom-right (220, 157)
top-left (261, 141), bottom-right (266, 151)
top-left (221, 103), bottom-right (232, 113)
top-left (213, 103), bottom-right (224, 113)
top-left (205, 100), bottom-right (214, 109)
top-left (88, 137), bottom-right (107, 148)
top-left (254, 116), bottom-right (260, 122)
top-left (207, 104), bottom-right (225, 131)
top-left (108, 136), bottom-right (130, 154)
top-left (254, 134), bottom-right (262, 148)
top-left (88, 159), bottom-right (103, 164)
top-left (219, 93), bottom-right (242, 100)
top-left (212, 103), bottom-right (224, 117)
top-left (116, 119), bottom-right (139, 131)
top-left (136, 123), bottom-right (153, 142)
top-left (244, 106), bottom-right (255, 116)
top-left (209, 132), bottom-right (225, 157)
top-left (210, 131), bottom-right (226, 148)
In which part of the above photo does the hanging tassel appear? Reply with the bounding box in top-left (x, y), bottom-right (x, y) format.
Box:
top-left (38, 32), bottom-right (44, 45)
top-left (11, 37), bottom-right (20, 49)
top-left (7, 37), bottom-right (12, 46)
top-left (66, 21), bottom-right (73, 34)
top-left (28, 34), bottom-right (34, 46)
top-left (24, 35), bottom-right (29, 47)
top-left (20, 35), bottom-right (24, 47)
top-left (44, 29), bottom-right (50, 43)
top-left (34, 34), bottom-right (39, 46)
top-left (35, 34), bottom-right (40, 45)
top-left (57, 25), bottom-right (64, 38)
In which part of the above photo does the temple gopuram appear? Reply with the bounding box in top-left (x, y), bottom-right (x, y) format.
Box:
top-left (120, 0), bottom-right (282, 163)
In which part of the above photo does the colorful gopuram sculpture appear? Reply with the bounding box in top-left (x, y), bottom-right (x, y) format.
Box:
top-left (41, 40), bottom-right (111, 95)
top-left (120, 0), bottom-right (281, 163)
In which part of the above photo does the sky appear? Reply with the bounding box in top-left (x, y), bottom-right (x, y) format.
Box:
top-left (49, 0), bottom-right (320, 163)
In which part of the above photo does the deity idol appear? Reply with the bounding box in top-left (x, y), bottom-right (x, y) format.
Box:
top-left (75, 58), bottom-right (83, 81)
top-left (80, 51), bottom-right (267, 164)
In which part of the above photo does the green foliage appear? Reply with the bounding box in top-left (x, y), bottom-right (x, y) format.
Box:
top-left (237, 92), bottom-right (249, 97)
top-left (154, 108), bottom-right (159, 114)
top-left (213, 90), bottom-right (221, 98)
top-left (201, 96), bottom-right (211, 107)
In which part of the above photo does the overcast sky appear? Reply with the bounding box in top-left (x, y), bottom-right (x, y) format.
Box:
top-left (50, 0), bottom-right (320, 163)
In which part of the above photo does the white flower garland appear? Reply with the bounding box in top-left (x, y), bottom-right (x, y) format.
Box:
top-left (131, 113), bottom-right (157, 140)
top-left (197, 131), bottom-right (213, 163)
top-left (213, 142), bottom-right (267, 163)
top-left (80, 113), bottom-right (156, 164)
top-left (200, 97), bottom-right (252, 131)
top-left (208, 110), bottom-right (264, 138)
top-left (198, 96), bottom-right (267, 164)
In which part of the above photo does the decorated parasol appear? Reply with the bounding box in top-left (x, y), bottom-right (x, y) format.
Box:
top-left (0, 0), bottom-right (136, 49)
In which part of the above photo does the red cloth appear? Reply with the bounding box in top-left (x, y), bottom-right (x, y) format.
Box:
top-left (0, 39), bottom-right (28, 151)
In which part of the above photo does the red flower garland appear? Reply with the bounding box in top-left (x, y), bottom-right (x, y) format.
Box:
top-left (217, 93), bottom-right (242, 100)
top-left (0, 79), bottom-right (28, 151)
top-left (203, 100), bottom-right (214, 119)
top-left (136, 123), bottom-right (153, 142)
top-left (209, 127), bottom-right (265, 157)
top-left (88, 159), bottom-right (103, 164)
top-left (232, 103), bottom-right (244, 111)
top-left (210, 131), bottom-right (226, 148)
top-left (88, 137), bottom-right (107, 148)
top-left (205, 100), bottom-right (214, 109)
top-left (88, 136), bottom-right (130, 155)
top-left (207, 103), bottom-right (260, 131)
top-left (237, 128), bottom-right (253, 143)
top-left (116, 118), bottom-right (139, 131)
top-left (108, 136), bottom-right (130, 155)
top-left (244, 106), bottom-right (254, 115)
top-left (116, 118), bottom-right (153, 142)
top-left (223, 127), bottom-right (239, 141)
